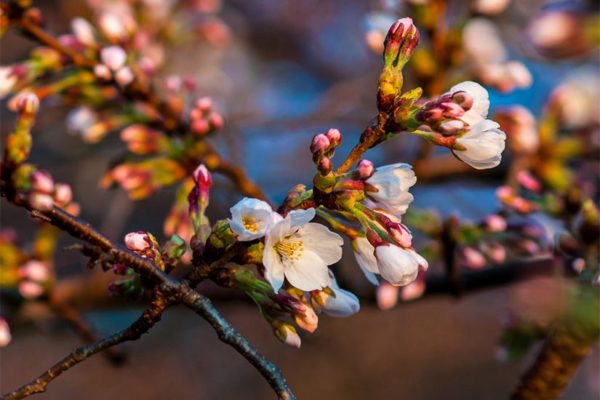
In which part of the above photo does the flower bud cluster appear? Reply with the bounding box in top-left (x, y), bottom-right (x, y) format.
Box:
top-left (120, 124), bottom-right (163, 154)
top-left (310, 128), bottom-right (342, 178)
top-left (496, 185), bottom-right (536, 214)
top-left (96, 46), bottom-right (134, 87)
top-left (28, 170), bottom-right (77, 213)
top-left (189, 97), bottom-right (224, 136)
top-left (17, 259), bottom-right (50, 299)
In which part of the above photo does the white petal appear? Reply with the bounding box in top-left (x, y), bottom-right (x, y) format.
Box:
top-left (323, 287), bottom-right (360, 317)
top-left (297, 223), bottom-right (343, 265)
top-left (284, 250), bottom-right (331, 291)
top-left (450, 81), bottom-right (490, 118)
top-left (376, 246), bottom-right (419, 286)
top-left (262, 246), bottom-right (286, 292)
top-left (288, 208), bottom-right (316, 228)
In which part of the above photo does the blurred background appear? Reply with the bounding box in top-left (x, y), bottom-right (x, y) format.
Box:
top-left (1, 0), bottom-right (598, 398)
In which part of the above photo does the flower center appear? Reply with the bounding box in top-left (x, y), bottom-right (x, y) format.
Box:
top-left (242, 215), bottom-right (260, 233)
top-left (275, 237), bottom-right (304, 262)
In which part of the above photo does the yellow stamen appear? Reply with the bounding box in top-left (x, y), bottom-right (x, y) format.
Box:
top-left (242, 215), bottom-right (260, 233)
top-left (275, 238), bottom-right (304, 262)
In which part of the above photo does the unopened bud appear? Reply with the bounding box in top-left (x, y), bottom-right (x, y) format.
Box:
top-left (293, 304), bottom-right (319, 333)
top-left (462, 247), bottom-right (486, 269)
top-left (325, 128), bottom-right (341, 146)
top-left (310, 134), bottom-right (330, 154)
top-left (193, 164), bottom-right (212, 187)
top-left (383, 17), bottom-right (419, 68)
top-left (274, 323), bottom-right (301, 348)
top-left (14, 92), bottom-right (39, 115)
top-left (53, 183), bottom-right (73, 206)
top-left (71, 18), bottom-right (96, 46)
top-left (115, 67), bottom-right (134, 87)
top-left (208, 112), bottom-right (224, 130)
top-left (317, 157), bottom-right (332, 175)
top-left (100, 46), bottom-right (126, 71)
top-left (438, 120), bottom-right (465, 135)
top-left (195, 97), bottom-right (212, 111)
top-left (517, 170), bottom-right (541, 192)
top-left (29, 193), bottom-right (54, 211)
top-left (19, 260), bottom-right (49, 282)
top-left (451, 91), bottom-right (474, 111)
top-left (484, 215), bottom-right (507, 232)
top-left (31, 170), bottom-right (54, 194)
top-left (99, 13), bottom-right (127, 42)
top-left (355, 159), bottom-right (374, 180)
top-left (94, 64), bottom-right (112, 80)
top-left (124, 231), bottom-right (151, 252)
top-left (19, 281), bottom-right (44, 299)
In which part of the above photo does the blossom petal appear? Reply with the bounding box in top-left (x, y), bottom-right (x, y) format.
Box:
top-left (262, 245), bottom-right (286, 292)
top-left (297, 223), bottom-right (343, 265)
top-left (450, 80), bottom-right (490, 118)
top-left (284, 250), bottom-right (331, 291)
top-left (288, 208), bottom-right (316, 228)
top-left (376, 246), bottom-right (419, 286)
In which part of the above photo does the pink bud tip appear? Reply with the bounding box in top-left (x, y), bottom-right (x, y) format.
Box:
top-left (484, 215), bottom-right (507, 232)
top-left (195, 97), bottom-right (213, 111)
top-left (310, 134), bottom-right (330, 154)
top-left (19, 281), bottom-right (44, 299)
top-left (356, 159), bottom-right (375, 179)
top-left (193, 164), bottom-right (212, 186)
top-left (115, 67), bottom-right (134, 87)
top-left (325, 128), bottom-right (341, 143)
top-left (124, 231), bottom-right (151, 252)
top-left (517, 170), bottom-right (542, 192)
top-left (31, 171), bottom-right (54, 194)
top-left (94, 64), bottom-right (112, 81)
top-left (208, 112), bottom-right (224, 130)
top-left (100, 46), bottom-right (127, 71)
top-left (54, 183), bottom-right (73, 206)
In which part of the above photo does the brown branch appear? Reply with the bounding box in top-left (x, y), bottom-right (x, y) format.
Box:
top-left (0, 188), bottom-right (295, 400)
top-left (336, 112), bottom-right (388, 174)
top-left (2, 295), bottom-right (170, 400)
top-left (511, 318), bottom-right (599, 400)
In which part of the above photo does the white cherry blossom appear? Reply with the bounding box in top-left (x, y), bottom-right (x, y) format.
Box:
top-left (229, 197), bottom-right (282, 241)
top-left (454, 119), bottom-right (507, 169)
top-left (366, 163), bottom-right (416, 216)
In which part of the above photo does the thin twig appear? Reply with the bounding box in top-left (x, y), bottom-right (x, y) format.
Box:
top-left (2, 295), bottom-right (170, 400)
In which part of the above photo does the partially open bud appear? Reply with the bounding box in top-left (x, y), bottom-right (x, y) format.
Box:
top-left (124, 231), bottom-right (151, 252)
top-left (293, 304), bottom-right (319, 333)
top-left (383, 17), bottom-right (419, 68)
top-left (325, 128), bottom-right (341, 147)
top-left (71, 17), bottom-right (96, 47)
top-left (274, 323), bottom-right (301, 348)
top-left (376, 282), bottom-right (399, 310)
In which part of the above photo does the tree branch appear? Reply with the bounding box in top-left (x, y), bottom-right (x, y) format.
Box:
top-left (2, 295), bottom-right (170, 400)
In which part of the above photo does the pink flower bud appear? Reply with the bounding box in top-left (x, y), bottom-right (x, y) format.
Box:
top-left (487, 243), bottom-right (506, 264)
top-left (100, 46), bottom-right (127, 71)
top-left (164, 75), bottom-right (182, 92)
top-left (376, 282), bottom-right (399, 310)
top-left (99, 13), bottom-right (127, 42)
top-left (29, 193), bottom-right (54, 211)
top-left (325, 128), bottom-right (341, 145)
top-left (124, 231), bottom-right (151, 252)
top-left (94, 64), bottom-right (112, 80)
top-left (496, 185), bottom-right (514, 201)
top-left (195, 97), bottom-right (213, 111)
top-left (462, 247), bottom-right (486, 269)
top-left (400, 272), bottom-right (426, 301)
top-left (54, 183), bottom-right (73, 206)
top-left (71, 17), bottom-right (96, 46)
top-left (14, 92), bottom-right (39, 115)
top-left (115, 67), bottom-right (134, 87)
top-left (484, 215), bottom-right (507, 232)
top-left (517, 170), bottom-right (542, 192)
top-left (310, 134), bottom-right (330, 154)
top-left (191, 119), bottom-right (210, 136)
top-left (19, 260), bottom-right (50, 282)
top-left (193, 164), bottom-right (212, 188)
top-left (293, 304), bottom-right (319, 333)
top-left (383, 17), bottom-right (419, 67)
top-left (0, 317), bottom-right (11, 348)
top-left (451, 91), bottom-right (474, 111)
top-left (356, 159), bottom-right (374, 180)
top-left (505, 61), bottom-right (532, 88)
top-left (208, 112), bottom-right (224, 130)
top-left (19, 281), bottom-right (44, 299)
top-left (31, 171), bottom-right (54, 194)
top-left (317, 157), bottom-right (332, 175)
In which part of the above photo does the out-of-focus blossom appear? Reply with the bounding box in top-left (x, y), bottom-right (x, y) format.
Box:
top-left (484, 215), bottom-right (507, 232)
top-left (495, 106), bottom-right (539, 155)
top-left (263, 208), bottom-right (343, 292)
top-left (100, 46), bottom-right (127, 71)
top-left (19, 281), bottom-right (44, 299)
top-left (19, 260), bottom-right (50, 282)
top-left (364, 12), bottom-right (398, 54)
top-left (53, 183), bottom-right (73, 206)
top-left (472, 0), bottom-right (511, 15)
top-left (0, 66), bottom-right (17, 99)
top-left (528, 11), bottom-right (589, 58)
top-left (461, 246), bottom-right (486, 269)
top-left (550, 71), bottom-right (600, 129)
top-left (71, 18), bottom-right (96, 46)
top-left (376, 282), bottom-right (399, 310)
top-left (400, 270), bottom-right (426, 301)
top-left (517, 170), bottom-right (542, 192)
top-left (229, 198), bottom-right (281, 241)
top-left (0, 317), bottom-right (11, 348)
top-left (115, 66), bottom-right (134, 87)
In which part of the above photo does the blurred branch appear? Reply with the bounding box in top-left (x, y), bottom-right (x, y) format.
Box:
top-left (2, 293), bottom-right (170, 400)
top-left (48, 294), bottom-right (125, 364)
top-left (0, 183), bottom-right (295, 400)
